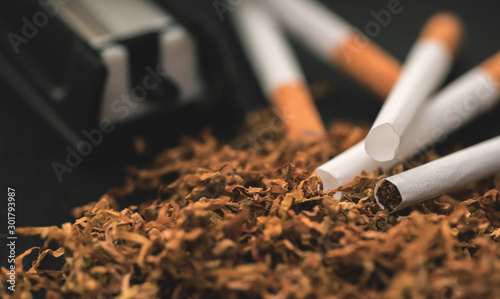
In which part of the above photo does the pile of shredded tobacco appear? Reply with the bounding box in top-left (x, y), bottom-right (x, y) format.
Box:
top-left (2, 110), bottom-right (500, 299)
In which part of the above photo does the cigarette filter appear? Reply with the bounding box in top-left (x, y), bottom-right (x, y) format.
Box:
top-left (315, 51), bottom-right (500, 193)
top-left (364, 13), bottom-right (464, 162)
top-left (233, 1), bottom-right (326, 139)
top-left (262, 0), bottom-right (401, 98)
top-left (375, 135), bottom-right (500, 213)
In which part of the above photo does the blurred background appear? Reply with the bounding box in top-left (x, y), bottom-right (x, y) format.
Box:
top-left (1, 0), bottom-right (500, 253)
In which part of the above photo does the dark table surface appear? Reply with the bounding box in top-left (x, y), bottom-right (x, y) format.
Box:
top-left (1, 0), bottom-right (500, 259)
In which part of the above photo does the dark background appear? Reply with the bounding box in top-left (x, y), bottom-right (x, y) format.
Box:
top-left (1, 0), bottom-right (500, 259)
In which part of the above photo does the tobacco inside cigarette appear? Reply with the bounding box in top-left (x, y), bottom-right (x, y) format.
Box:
top-left (375, 135), bottom-right (500, 213)
top-left (233, 1), bottom-right (326, 139)
top-left (263, 0), bottom-right (401, 99)
top-left (374, 180), bottom-right (402, 212)
top-left (316, 50), bottom-right (500, 193)
top-left (365, 12), bottom-right (464, 162)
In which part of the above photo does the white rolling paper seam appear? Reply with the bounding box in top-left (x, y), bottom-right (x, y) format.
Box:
top-left (375, 135), bottom-right (500, 212)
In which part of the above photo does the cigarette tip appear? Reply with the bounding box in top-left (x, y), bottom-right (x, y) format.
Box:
top-left (315, 169), bottom-right (342, 200)
top-left (420, 11), bottom-right (465, 55)
top-left (364, 123), bottom-right (400, 162)
top-left (374, 178), bottom-right (404, 213)
top-left (480, 51), bottom-right (500, 89)
top-left (315, 168), bottom-right (340, 191)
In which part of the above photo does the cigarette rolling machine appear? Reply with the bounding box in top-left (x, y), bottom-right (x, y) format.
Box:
top-left (0, 0), bottom-right (234, 155)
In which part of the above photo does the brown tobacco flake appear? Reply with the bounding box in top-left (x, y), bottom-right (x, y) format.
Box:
top-left (3, 109), bottom-right (500, 299)
top-left (376, 180), bottom-right (403, 212)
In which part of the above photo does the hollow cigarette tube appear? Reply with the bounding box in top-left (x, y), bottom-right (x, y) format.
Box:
top-left (315, 141), bottom-right (368, 198)
top-left (232, 1), bottom-right (326, 139)
top-left (364, 13), bottom-right (464, 162)
top-left (375, 135), bottom-right (500, 213)
top-left (262, 0), bottom-right (401, 98)
top-left (315, 51), bottom-right (500, 193)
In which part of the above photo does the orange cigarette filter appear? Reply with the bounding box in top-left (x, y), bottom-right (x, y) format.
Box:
top-left (480, 51), bottom-right (500, 91)
top-left (332, 33), bottom-right (402, 99)
top-left (233, 1), bottom-right (326, 139)
top-left (271, 82), bottom-right (326, 139)
top-left (419, 12), bottom-right (464, 55)
top-left (266, 0), bottom-right (466, 100)
top-left (333, 13), bottom-right (464, 99)
top-left (264, 0), bottom-right (403, 99)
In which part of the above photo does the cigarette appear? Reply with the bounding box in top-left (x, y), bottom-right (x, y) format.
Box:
top-left (262, 0), bottom-right (401, 98)
top-left (315, 51), bottom-right (500, 193)
top-left (232, 1), bottom-right (326, 139)
top-left (364, 13), bottom-right (464, 162)
top-left (374, 135), bottom-right (500, 213)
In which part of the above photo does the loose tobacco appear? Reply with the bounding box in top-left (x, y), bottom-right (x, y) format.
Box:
top-left (1, 110), bottom-right (500, 299)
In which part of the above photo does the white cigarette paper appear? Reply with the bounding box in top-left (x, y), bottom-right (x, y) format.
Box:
top-left (232, 1), bottom-right (304, 94)
top-left (261, 0), bottom-right (351, 61)
top-left (262, 0), bottom-right (401, 99)
top-left (364, 13), bottom-right (463, 162)
top-left (232, 1), bottom-right (325, 138)
top-left (315, 52), bottom-right (500, 194)
top-left (375, 135), bottom-right (500, 213)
